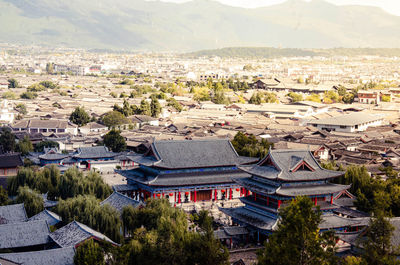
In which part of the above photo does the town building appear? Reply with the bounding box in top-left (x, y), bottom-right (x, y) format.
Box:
top-left (357, 90), bottom-right (392, 104)
top-left (0, 153), bottom-right (23, 188)
top-left (223, 149), bottom-right (368, 239)
top-left (306, 112), bottom-right (386, 132)
top-left (11, 119), bottom-right (78, 135)
top-left (119, 139), bottom-right (258, 204)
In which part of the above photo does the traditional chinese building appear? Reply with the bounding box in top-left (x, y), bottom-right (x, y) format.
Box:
top-left (119, 139), bottom-right (258, 204)
top-left (223, 149), bottom-right (368, 239)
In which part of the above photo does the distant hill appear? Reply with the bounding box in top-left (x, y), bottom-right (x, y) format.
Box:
top-left (0, 0), bottom-right (400, 51)
top-left (186, 47), bottom-right (400, 58)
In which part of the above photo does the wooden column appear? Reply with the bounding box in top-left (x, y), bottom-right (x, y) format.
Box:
top-left (178, 192), bottom-right (181, 203)
top-left (194, 190), bottom-right (197, 202)
top-left (330, 195), bottom-right (333, 204)
top-left (229, 188), bottom-right (232, 200)
top-left (314, 197), bottom-right (317, 206)
top-left (215, 190), bottom-right (218, 201)
top-left (254, 193), bottom-right (257, 201)
top-left (278, 200), bottom-right (281, 209)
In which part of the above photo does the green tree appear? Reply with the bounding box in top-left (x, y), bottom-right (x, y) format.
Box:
top-left (70, 106), bottom-right (91, 126)
top-left (264, 92), bottom-right (277, 103)
top-left (306, 93), bottom-right (321, 103)
top-left (15, 103), bottom-right (27, 115)
top-left (231, 131), bottom-right (273, 158)
top-left (287, 92), bottom-right (303, 103)
top-left (39, 81), bottom-right (57, 89)
top-left (101, 111), bottom-right (129, 128)
top-left (7, 78), bottom-right (19, 88)
top-left (74, 239), bottom-right (105, 265)
top-left (16, 186), bottom-right (44, 217)
top-left (56, 195), bottom-right (122, 243)
top-left (20, 91), bottom-right (38, 99)
top-left (362, 213), bottom-right (399, 265)
top-left (0, 186), bottom-right (8, 206)
top-left (139, 100), bottom-right (151, 116)
top-left (249, 92), bottom-right (263, 104)
top-left (0, 127), bottom-right (16, 152)
top-left (166, 98), bottom-right (183, 112)
top-left (16, 135), bottom-right (33, 156)
top-left (150, 98), bottom-right (162, 118)
top-left (103, 130), bottom-right (126, 152)
top-left (2, 91), bottom-right (16, 99)
top-left (46, 63), bottom-right (54, 74)
top-left (257, 197), bottom-right (337, 265)
top-left (342, 93), bottom-right (355, 104)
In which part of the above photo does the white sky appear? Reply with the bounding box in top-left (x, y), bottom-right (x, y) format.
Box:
top-left (160, 0), bottom-right (400, 16)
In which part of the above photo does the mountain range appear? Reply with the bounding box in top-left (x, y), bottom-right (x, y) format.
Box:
top-left (0, 0), bottom-right (400, 51)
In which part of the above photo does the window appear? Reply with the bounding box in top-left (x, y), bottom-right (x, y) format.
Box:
top-left (340, 125), bottom-right (346, 129)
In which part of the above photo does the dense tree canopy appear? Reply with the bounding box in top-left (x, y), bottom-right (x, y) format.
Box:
top-left (8, 166), bottom-right (112, 200)
top-left (16, 186), bottom-right (44, 217)
top-left (7, 78), bottom-right (19, 88)
top-left (0, 127), bottom-right (16, 152)
top-left (103, 130), bottom-right (126, 152)
top-left (257, 196), bottom-right (337, 265)
top-left (56, 195), bottom-right (123, 243)
top-left (16, 135), bottom-right (33, 155)
top-left (231, 131), bottom-right (273, 158)
top-left (0, 186), bottom-right (8, 206)
top-left (102, 111), bottom-right (129, 128)
top-left (70, 106), bottom-right (91, 126)
top-left (74, 239), bottom-right (106, 265)
top-left (119, 199), bottom-right (229, 265)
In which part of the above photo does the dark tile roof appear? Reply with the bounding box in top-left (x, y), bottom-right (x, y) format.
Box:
top-left (240, 149), bottom-right (343, 182)
top-left (0, 220), bottom-right (51, 249)
top-left (112, 184), bottom-right (137, 192)
top-left (74, 146), bottom-right (116, 159)
top-left (50, 221), bottom-right (119, 248)
top-left (0, 153), bottom-right (23, 168)
top-left (319, 214), bottom-right (369, 230)
top-left (0, 247), bottom-right (74, 265)
top-left (100, 192), bottom-right (142, 213)
top-left (0, 204), bottom-right (28, 224)
top-left (276, 183), bottom-right (351, 197)
top-left (135, 139), bottom-right (258, 169)
top-left (28, 210), bottom-right (62, 226)
top-left (122, 168), bottom-right (249, 187)
top-left (220, 207), bottom-right (278, 231)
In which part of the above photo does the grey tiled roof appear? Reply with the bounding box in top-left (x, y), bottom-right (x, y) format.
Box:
top-left (319, 214), bottom-right (369, 230)
top-left (0, 247), bottom-right (75, 265)
top-left (74, 146), bottom-right (116, 159)
top-left (213, 226), bottom-right (249, 239)
top-left (276, 183), bottom-right (351, 197)
top-left (50, 221), bottom-right (119, 248)
top-left (141, 139), bottom-right (258, 169)
top-left (39, 153), bottom-right (69, 161)
top-left (221, 207), bottom-right (278, 231)
top-left (0, 153), bottom-right (23, 168)
top-left (0, 204), bottom-right (28, 224)
top-left (100, 192), bottom-right (142, 213)
top-left (122, 168), bottom-right (249, 187)
top-left (240, 149), bottom-right (343, 182)
top-left (112, 184), bottom-right (137, 192)
top-left (28, 210), bottom-right (62, 226)
top-left (0, 220), bottom-right (51, 249)
top-left (307, 112), bottom-right (384, 126)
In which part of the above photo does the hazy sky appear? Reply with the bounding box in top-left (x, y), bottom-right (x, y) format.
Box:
top-left (160, 0), bottom-right (400, 16)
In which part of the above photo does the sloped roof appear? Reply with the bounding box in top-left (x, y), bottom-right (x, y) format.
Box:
top-left (0, 247), bottom-right (74, 265)
top-left (100, 192), bottom-right (142, 213)
top-left (0, 153), bottom-right (23, 168)
top-left (28, 210), bottom-right (62, 226)
top-left (131, 139), bottom-right (258, 169)
top-left (74, 146), bottom-right (116, 159)
top-left (0, 220), bottom-right (51, 249)
top-left (319, 214), bottom-right (369, 230)
top-left (50, 221), bottom-right (119, 248)
top-left (240, 149), bottom-right (343, 182)
top-left (0, 204), bottom-right (28, 224)
top-left (307, 112), bottom-right (385, 127)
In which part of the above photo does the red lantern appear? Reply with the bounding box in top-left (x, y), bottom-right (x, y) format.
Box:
top-left (156, 194), bottom-right (161, 197)
top-left (169, 193), bottom-right (174, 196)
top-left (221, 189), bottom-right (226, 193)
top-left (185, 192), bottom-right (189, 195)
top-left (235, 188), bottom-right (240, 192)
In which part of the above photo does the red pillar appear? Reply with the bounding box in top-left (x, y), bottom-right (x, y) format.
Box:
top-left (229, 188), bottom-right (232, 200)
top-left (330, 195), bottom-right (333, 204)
top-left (178, 192), bottom-right (181, 203)
top-left (254, 193), bottom-right (257, 201)
top-left (162, 193), bottom-right (165, 198)
top-left (153, 193), bottom-right (155, 199)
top-left (314, 197), bottom-right (317, 206)
top-left (278, 200), bottom-right (281, 209)
top-left (174, 192), bottom-right (176, 203)
top-left (215, 190), bottom-right (218, 201)
top-left (194, 190), bottom-right (197, 202)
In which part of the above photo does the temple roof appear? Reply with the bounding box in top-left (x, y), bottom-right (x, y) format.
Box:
top-left (0, 204), bottom-right (28, 225)
top-left (0, 220), bottom-right (51, 249)
top-left (0, 247), bottom-right (74, 265)
top-left (122, 168), bottom-right (249, 187)
top-left (50, 221), bottom-right (119, 248)
top-left (129, 139), bottom-right (258, 169)
top-left (100, 192), bottom-right (142, 213)
top-left (221, 207), bottom-right (278, 231)
top-left (0, 153), bottom-right (23, 169)
top-left (240, 149), bottom-right (343, 182)
top-left (319, 214), bottom-right (369, 230)
top-left (73, 146), bottom-right (116, 159)
top-left (28, 210), bottom-right (62, 226)
top-left (276, 183), bottom-right (351, 197)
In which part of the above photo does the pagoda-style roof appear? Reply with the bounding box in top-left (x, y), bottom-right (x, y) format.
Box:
top-left (240, 149), bottom-right (343, 182)
top-left (0, 204), bottom-right (28, 224)
top-left (221, 207), bottom-right (278, 231)
top-left (276, 183), bottom-right (351, 197)
top-left (0, 247), bottom-right (75, 265)
top-left (121, 168), bottom-right (249, 187)
top-left (128, 139), bottom-right (258, 169)
top-left (28, 209), bottom-right (62, 226)
top-left (319, 214), bottom-right (369, 230)
top-left (73, 146), bottom-right (116, 159)
top-left (100, 192), bottom-right (143, 213)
